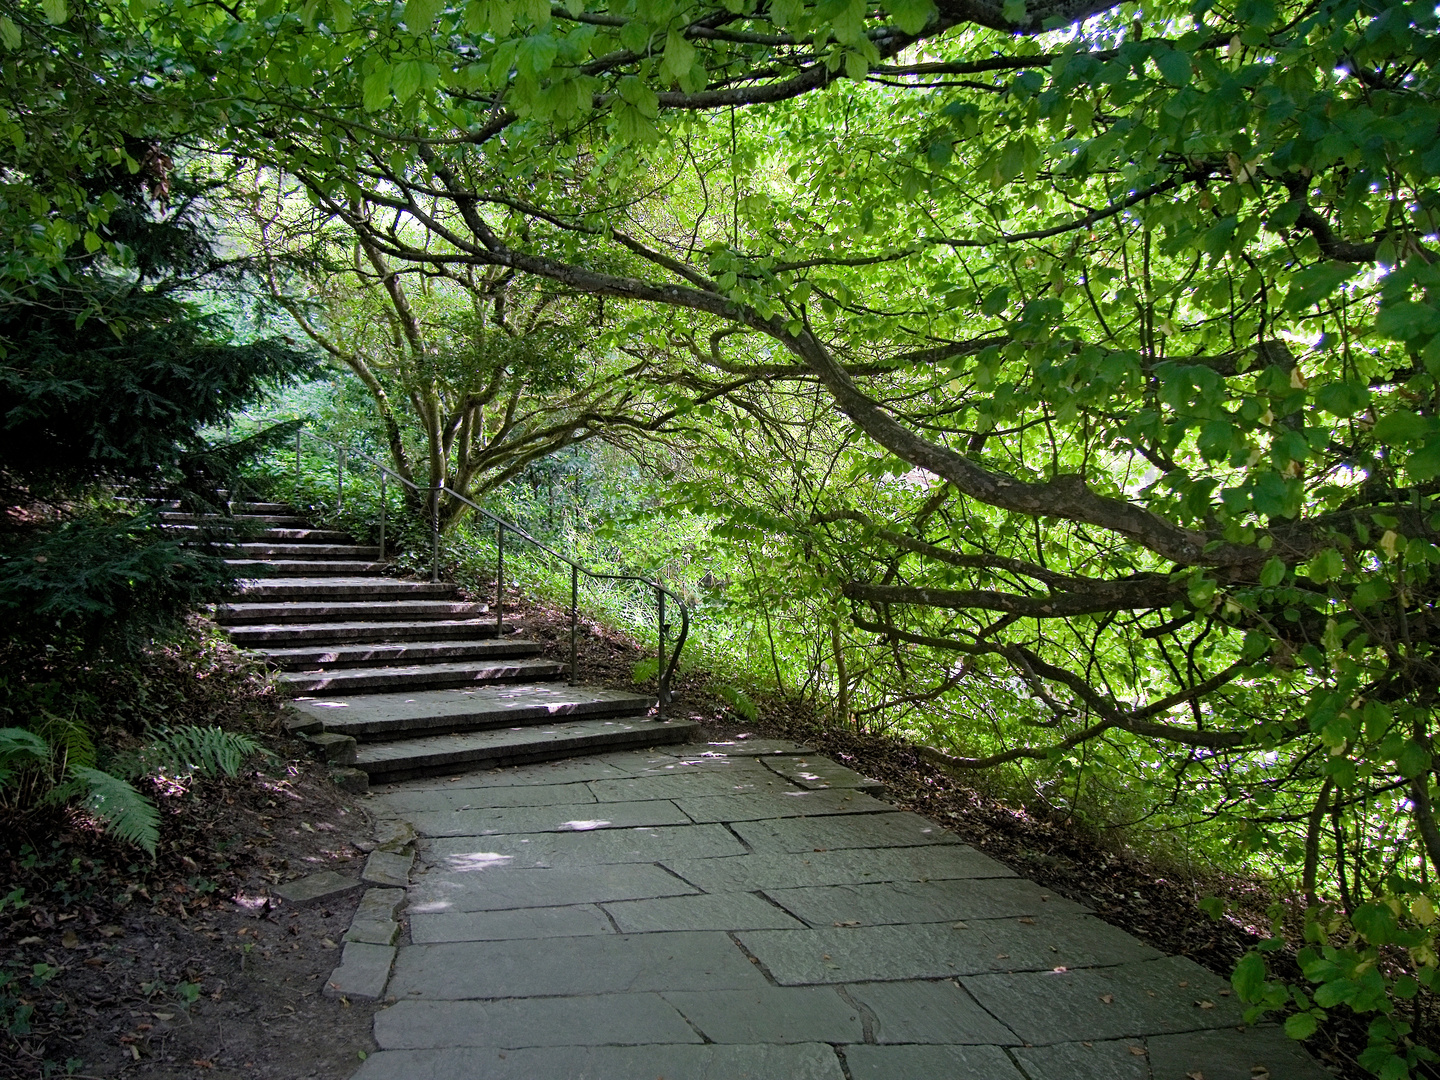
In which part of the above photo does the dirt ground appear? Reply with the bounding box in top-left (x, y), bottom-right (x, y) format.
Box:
top-left (0, 647), bottom-right (381, 1080)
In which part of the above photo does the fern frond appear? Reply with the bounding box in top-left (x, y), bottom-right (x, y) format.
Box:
top-left (69, 766), bottom-right (159, 855)
top-left (30, 711), bottom-right (96, 772)
top-left (0, 727), bottom-right (49, 789)
top-left (130, 725), bottom-right (262, 780)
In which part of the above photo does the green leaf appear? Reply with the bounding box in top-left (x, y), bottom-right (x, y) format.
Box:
top-left (40, 0), bottom-right (68, 23)
top-left (362, 65), bottom-right (392, 111)
top-left (1315, 381), bottom-right (1369, 418)
top-left (1232, 952), bottom-right (1267, 1002)
top-left (1397, 739), bottom-right (1431, 780)
top-left (1285, 1012), bottom-right (1319, 1040)
top-left (1001, 0), bottom-right (1026, 22)
top-left (888, 0), bottom-right (937, 33)
top-left (391, 59), bottom-right (424, 103)
top-left (1283, 263), bottom-right (1361, 313)
top-left (1373, 411), bottom-right (1433, 446)
top-left (1153, 48), bottom-right (1191, 86)
top-left (661, 29), bottom-right (695, 80)
top-left (1377, 301), bottom-right (1440, 343)
top-left (1305, 548), bottom-right (1343, 584)
top-left (0, 15), bottom-right (20, 49)
top-left (404, 0), bottom-right (443, 30)
top-left (1259, 556), bottom-right (1286, 587)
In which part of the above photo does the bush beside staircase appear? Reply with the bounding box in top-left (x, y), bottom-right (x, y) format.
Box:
top-left (166, 501), bottom-right (697, 789)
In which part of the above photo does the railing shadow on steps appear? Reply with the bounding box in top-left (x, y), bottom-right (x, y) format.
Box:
top-left (285, 427), bottom-right (689, 717)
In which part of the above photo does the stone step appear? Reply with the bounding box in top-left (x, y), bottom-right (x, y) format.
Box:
top-left (353, 716), bottom-right (697, 783)
top-left (282, 658), bottom-right (566, 695)
top-left (169, 524), bottom-right (354, 542)
top-left (258, 638), bottom-right (543, 671)
top-left (237, 577), bottom-right (458, 601)
top-left (226, 618), bottom-right (502, 646)
top-left (221, 543), bottom-right (382, 559)
top-left (289, 685), bottom-right (656, 741)
top-left (229, 502), bottom-right (294, 514)
top-left (225, 559), bottom-right (390, 576)
top-left (216, 600), bottom-right (489, 625)
top-left (161, 512), bottom-right (313, 527)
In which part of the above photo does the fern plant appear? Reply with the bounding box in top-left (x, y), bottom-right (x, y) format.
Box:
top-left (2, 723), bottom-right (262, 856)
top-left (114, 725), bottom-right (262, 782)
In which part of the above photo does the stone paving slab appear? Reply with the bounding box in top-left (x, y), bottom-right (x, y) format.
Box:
top-left (739, 915), bottom-right (1160, 984)
top-left (660, 987), bottom-right (864, 1043)
top-left (1148, 1027), bottom-right (1333, 1080)
top-left (381, 782), bottom-right (598, 811)
top-left (673, 787), bottom-right (893, 823)
top-left (663, 845), bottom-right (1014, 893)
top-left (672, 739), bottom-right (815, 757)
top-left (346, 888), bottom-right (407, 945)
top-left (961, 954), bottom-right (1242, 1044)
top-left (409, 903), bottom-right (614, 942)
top-left (1011, 1039), bottom-right (1151, 1080)
top-left (273, 870), bottom-right (362, 905)
top-left (841, 1043), bottom-right (1027, 1080)
top-left (403, 799), bottom-right (693, 837)
top-left (363, 849), bottom-right (415, 887)
top-left (387, 758), bottom-right (631, 791)
top-left (386, 932), bottom-right (769, 998)
top-left (373, 994), bottom-right (701, 1049)
top-left (732, 810), bottom-right (958, 852)
top-left (604, 891), bottom-right (806, 932)
top-left (763, 877), bottom-right (1086, 927)
top-left (761, 755), bottom-right (883, 791)
top-left (846, 979), bottom-right (1018, 1044)
top-left (351, 1043), bottom-right (845, 1080)
top-left (406, 863), bottom-right (699, 913)
top-left (585, 763), bottom-right (779, 803)
top-left (423, 823), bottom-right (746, 868)
top-left (325, 941), bottom-right (395, 1000)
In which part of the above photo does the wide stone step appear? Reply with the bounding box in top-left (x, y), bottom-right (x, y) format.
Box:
top-left (225, 560), bottom-right (389, 576)
top-left (290, 685), bottom-right (656, 741)
top-left (162, 512), bottom-right (313, 527)
top-left (222, 542), bottom-right (381, 559)
top-left (353, 716), bottom-right (697, 783)
top-left (258, 638), bottom-right (543, 671)
top-left (216, 600), bottom-right (488, 625)
top-left (237, 577), bottom-right (458, 601)
top-left (228, 502), bottom-right (294, 514)
top-left (225, 618), bottom-right (502, 645)
top-left (282, 658), bottom-right (566, 694)
top-left (169, 524), bottom-right (354, 542)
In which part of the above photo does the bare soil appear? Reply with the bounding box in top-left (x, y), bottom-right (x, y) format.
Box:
top-left (0, 637), bottom-right (381, 1080)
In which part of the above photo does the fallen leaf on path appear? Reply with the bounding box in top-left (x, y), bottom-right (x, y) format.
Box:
top-left (61, 930), bottom-right (79, 949)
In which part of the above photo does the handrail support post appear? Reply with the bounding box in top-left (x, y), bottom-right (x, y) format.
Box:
top-left (431, 482), bottom-right (441, 583)
top-left (496, 522), bottom-right (504, 636)
top-left (378, 469), bottom-right (386, 561)
top-left (337, 448), bottom-right (344, 511)
top-left (657, 586), bottom-right (667, 718)
top-left (570, 565), bottom-right (579, 686)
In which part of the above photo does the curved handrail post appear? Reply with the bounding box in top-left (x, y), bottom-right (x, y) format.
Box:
top-left (570, 564), bottom-right (579, 687)
top-left (657, 585), bottom-right (667, 717)
top-left (431, 481), bottom-right (441, 583)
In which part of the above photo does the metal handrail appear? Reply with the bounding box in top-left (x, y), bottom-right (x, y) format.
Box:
top-left (290, 426), bottom-right (689, 715)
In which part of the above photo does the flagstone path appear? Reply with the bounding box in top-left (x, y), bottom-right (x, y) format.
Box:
top-left (350, 738), bottom-right (1331, 1080)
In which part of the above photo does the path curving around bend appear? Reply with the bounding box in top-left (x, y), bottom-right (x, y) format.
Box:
top-left (350, 738), bottom-right (1329, 1080)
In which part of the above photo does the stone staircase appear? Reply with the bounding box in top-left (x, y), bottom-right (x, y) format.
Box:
top-left (168, 500), bottom-right (697, 788)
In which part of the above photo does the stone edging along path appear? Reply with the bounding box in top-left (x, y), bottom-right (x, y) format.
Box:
top-left (334, 737), bottom-right (1330, 1080)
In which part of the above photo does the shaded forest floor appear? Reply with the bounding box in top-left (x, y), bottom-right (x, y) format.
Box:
top-left (0, 632), bottom-right (380, 1080)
